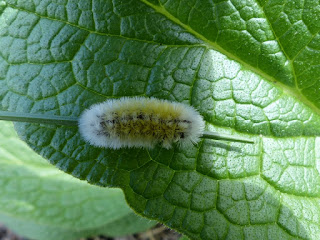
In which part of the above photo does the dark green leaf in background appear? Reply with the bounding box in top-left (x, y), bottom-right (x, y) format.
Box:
top-left (1, 0), bottom-right (320, 239)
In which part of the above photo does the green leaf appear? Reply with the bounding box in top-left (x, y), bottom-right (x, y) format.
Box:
top-left (180, 236), bottom-right (191, 240)
top-left (0, 121), bottom-right (155, 240)
top-left (1, 0), bottom-right (320, 239)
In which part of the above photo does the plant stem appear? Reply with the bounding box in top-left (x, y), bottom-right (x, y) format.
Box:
top-left (201, 131), bottom-right (254, 144)
top-left (0, 111), bottom-right (78, 126)
top-left (0, 111), bottom-right (255, 143)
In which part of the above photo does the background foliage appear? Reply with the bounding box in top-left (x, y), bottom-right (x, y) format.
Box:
top-left (0, 121), bottom-right (155, 240)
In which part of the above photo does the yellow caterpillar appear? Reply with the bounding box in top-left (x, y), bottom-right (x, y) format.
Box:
top-left (0, 97), bottom-right (253, 149)
top-left (78, 97), bottom-right (254, 149)
top-left (78, 97), bottom-right (205, 149)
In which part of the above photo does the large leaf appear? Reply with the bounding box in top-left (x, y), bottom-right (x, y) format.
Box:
top-left (0, 121), bottom-right (155, 240)
top-left (1, 0), bottom-right (320, 239)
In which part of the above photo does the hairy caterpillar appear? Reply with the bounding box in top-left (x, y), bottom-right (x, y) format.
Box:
top-left (78, 97), bottom-right (253, 149)
top-left (0, 97), bottom-right (254, 149)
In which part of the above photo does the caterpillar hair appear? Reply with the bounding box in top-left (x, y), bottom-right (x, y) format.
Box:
top-left (0, 97), bottom-right (254, 149)
top-left (78, 97), bottom-right (254, 149)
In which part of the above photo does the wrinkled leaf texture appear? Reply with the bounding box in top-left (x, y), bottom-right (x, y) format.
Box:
top-left (1, 0), bottom-right (320, 239)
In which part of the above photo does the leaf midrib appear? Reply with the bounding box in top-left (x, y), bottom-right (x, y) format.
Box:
top-left (6, 2), bottom-right (320, 118)
top-left (140, 0), bottom-right (320, 118)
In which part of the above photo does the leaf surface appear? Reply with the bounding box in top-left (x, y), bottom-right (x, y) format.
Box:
top-left (0, 121), bottom-right (155, 240)
top-left (1, 0), bottom-right (320, 239)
